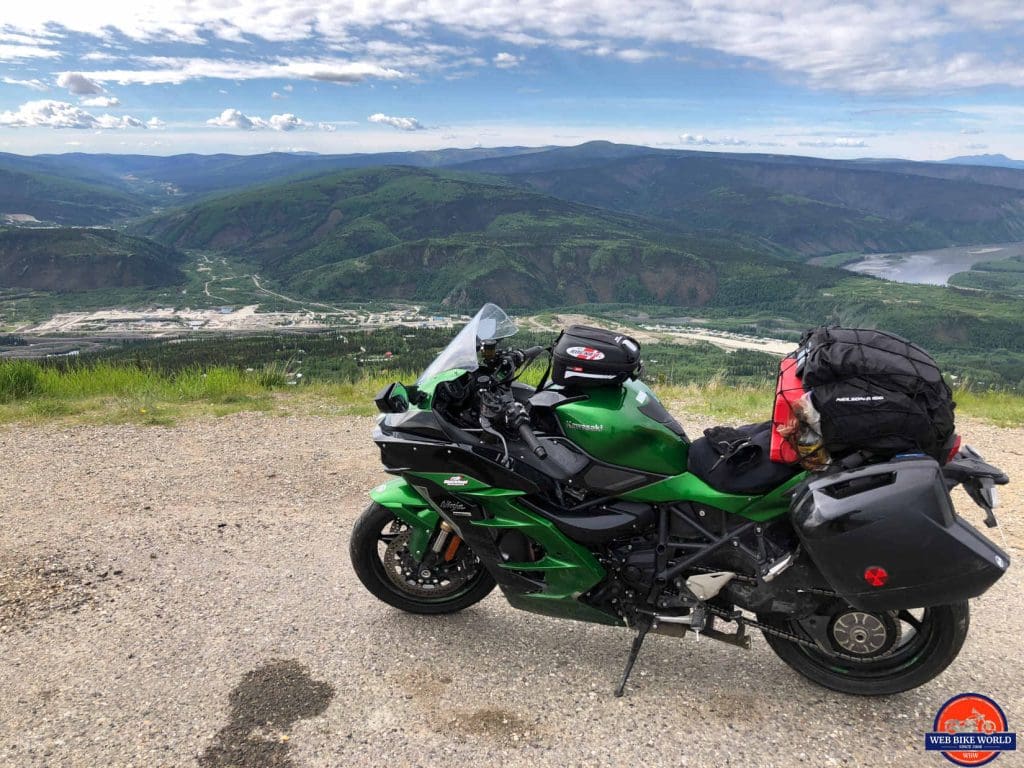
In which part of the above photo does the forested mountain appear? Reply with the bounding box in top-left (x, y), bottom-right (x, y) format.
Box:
top-left (0, 166), bottom-right (148, 226)
top-left (0, 227), bottom-right (184, 290)
top-left (133, 166), bottom-right (727, 307)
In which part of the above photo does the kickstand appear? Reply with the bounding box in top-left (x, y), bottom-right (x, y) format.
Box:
top-left (614, 622), bottom-right (650, 697)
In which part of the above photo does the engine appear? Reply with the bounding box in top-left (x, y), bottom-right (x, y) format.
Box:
top-left (583, 503), bottom-right (802, 624)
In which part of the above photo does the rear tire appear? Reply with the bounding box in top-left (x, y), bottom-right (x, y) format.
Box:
top-left (759, 601), bottom-right (969, 695)
top-left (350, 503), bottom-right (495, 615)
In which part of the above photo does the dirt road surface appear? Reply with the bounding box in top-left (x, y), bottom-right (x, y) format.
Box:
top-left (1, 411), bottom-right (1021, 767)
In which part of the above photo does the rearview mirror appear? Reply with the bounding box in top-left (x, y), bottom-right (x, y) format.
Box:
top-left (375, 382), bottom-right (410, 413)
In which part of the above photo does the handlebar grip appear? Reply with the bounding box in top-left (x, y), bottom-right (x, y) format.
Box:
top-left (521, 345), bottom-right (546, 363)
top-left (518, 422), bottom-right (547, 459)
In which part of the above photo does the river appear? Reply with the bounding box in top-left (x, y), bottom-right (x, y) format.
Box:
top-left (815, 241), bottom-right (1024, 286)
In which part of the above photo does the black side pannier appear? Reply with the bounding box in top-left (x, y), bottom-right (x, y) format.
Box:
top-left (791, 457), bottom-right (1007, 610)
top-left (797, 326), bottom-right (956, 463)
top-left (552, 325), bottom-right (642, 388)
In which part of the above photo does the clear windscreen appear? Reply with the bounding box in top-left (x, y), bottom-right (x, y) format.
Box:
top-left (417, 303), bottom-right (517, 384)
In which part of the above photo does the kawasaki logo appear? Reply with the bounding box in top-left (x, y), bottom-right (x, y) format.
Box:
top-left (443, 475), bottom-right (469, 487)
top-left (565, 421), bottom-right (603, 432)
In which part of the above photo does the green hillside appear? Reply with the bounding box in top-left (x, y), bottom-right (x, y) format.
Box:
top-left (0, 228), bottom-right (185, 291)
top-left (0, 165), bottom-right (148, 226)
top-left (134, 166), bottom-right (734, 308)
top-left (949, 253), bottom-right (1024, 297)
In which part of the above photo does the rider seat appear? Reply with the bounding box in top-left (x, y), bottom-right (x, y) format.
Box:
top-left (688, 421), bottom-right (801, 495)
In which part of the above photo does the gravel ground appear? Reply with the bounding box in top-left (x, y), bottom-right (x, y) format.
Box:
top-left (0, 411), bottom-right (1021, 768)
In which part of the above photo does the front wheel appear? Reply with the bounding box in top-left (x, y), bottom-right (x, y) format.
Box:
top-left (759, 601), bottom-right (970, 695)
top-left (350, 503), bottom-right (496, 614)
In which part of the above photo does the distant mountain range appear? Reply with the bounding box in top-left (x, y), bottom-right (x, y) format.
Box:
top-left (941, 153), bottom-right (1024, 170)
top-left (5, 141), bottom-right (1024, 259)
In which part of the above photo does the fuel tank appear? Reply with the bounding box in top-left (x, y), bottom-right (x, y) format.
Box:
top-left (549, 379), bottom-right (689, 475)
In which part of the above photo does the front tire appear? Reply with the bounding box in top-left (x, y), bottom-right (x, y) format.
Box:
top-left (759, 602), bottom-right (970, 695)
top-left (350, 503), bottom-right (495, 614)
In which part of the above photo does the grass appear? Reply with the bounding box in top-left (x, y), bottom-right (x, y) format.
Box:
top-left (950, 387), bottom-right (1024, 428)
top-left (0, 360), bottom-right (286, 425)
top-left (1, 359), bottom-right (1023, 430)
top-left (659, 378), bottom-right (774, 424)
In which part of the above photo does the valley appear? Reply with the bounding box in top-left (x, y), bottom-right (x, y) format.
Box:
top-left (6, 142), bottom-right (1024, 386)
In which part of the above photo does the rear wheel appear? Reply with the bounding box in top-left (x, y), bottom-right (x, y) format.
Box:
top-left (350, 503), bottom-right (495, 614)
top-left (758, 601), bottom-right (969, 695)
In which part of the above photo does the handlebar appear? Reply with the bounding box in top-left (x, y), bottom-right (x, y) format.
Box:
top-left (517, 421), bottom-right (548, 459)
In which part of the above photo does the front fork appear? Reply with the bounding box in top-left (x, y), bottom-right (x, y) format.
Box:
top-left (418, 521), bottom-right (463, 572)
top-left (369, 478), bottom-right (460, 565)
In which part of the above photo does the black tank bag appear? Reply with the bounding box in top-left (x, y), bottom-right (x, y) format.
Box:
top-left (551, 325), bottom-right (642, 388)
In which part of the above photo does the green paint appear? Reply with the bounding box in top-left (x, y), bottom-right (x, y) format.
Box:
top-left (415, 368), bottom-right (466, 406)
top-left (403, 471), bottom-right (620, 625)
top-left (369, 478), bottom-right (437, 560)
top-left (471, 497), bottom-right (621, 625)
top-left (622, 470), bottom-right (806, 521)
top-left (738, 473), bottom-right (808, 521)
top-left (555, 379), bottom-right (689, 475)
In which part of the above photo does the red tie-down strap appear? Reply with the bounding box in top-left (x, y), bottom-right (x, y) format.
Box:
top-left (771, 356), bottom-right (803, 464)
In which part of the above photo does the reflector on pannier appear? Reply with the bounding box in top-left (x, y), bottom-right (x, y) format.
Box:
top-left (772, 326), bottom-right (956, 468)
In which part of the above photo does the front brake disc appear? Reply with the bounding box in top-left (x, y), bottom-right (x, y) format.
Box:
top-left (383, 529), bottom-right (470, 598)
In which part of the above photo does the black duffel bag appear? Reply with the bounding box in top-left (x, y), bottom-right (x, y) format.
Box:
top-left (798, 327), bottom-right (956, 462)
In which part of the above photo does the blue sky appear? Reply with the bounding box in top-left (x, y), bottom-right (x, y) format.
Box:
top-left (1, 1), bottom-right (1023, 159)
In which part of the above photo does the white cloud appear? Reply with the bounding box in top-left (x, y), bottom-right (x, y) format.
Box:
top-left (283, 84), bottom-right (294, 91)
top-left (81, 51), bottom-right (119, 62)
top-left (1, 76), bottom-right (48, 91)
top-left (493, 52), bottom-right (521, 68)
top-left (2, 2), bottom-right (1024, 94)
top-left (797, 138), bottom-right (868, 148)
top-left (618, 49), bottom-right (658, 62)
top-left (206, 108), bottom-right (323, 131)
top-left (146, 116), bottom-right (166, 129)
top-left (0, 43), bottom-right (59, 60)
top-left (76, 57), bottom-right (407, 86)
top-left (680, 133), bottom-right (749, 146)
top-left (271, 90), bottom-right (285, 99)
top-left (0, 100), bottom-right (147, 129)
top-left (964, 143), bottom-right (988, 150)
top-left (368, 112), bottom-right (424, 131)
top-left (80, 95), bottom-right (120, 107)
top-left (57, 72), bottom-right (105, 95)
top-left (269, 113), bottom-right (307, 131)
top-left (207, 108), bottom-right (263, 130)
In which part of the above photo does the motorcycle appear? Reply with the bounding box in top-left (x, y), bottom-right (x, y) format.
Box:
top-left (350, 304), bottom-right (1010, 696)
